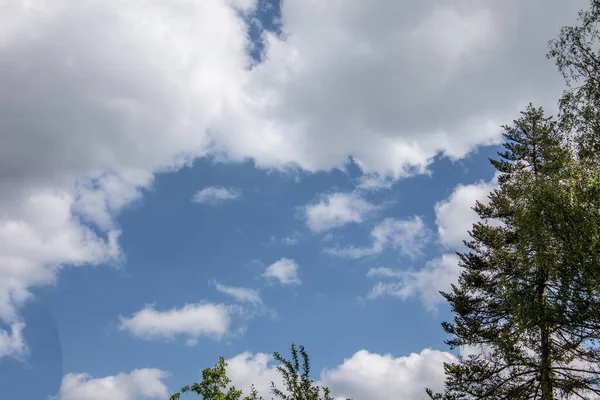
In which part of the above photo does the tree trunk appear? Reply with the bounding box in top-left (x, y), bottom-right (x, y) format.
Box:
top-left (538, 273), bottom-right (553, 400)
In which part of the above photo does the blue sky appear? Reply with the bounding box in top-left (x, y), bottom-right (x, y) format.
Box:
top-left (0, 0), bottom-right (588, 399)
top-left (2, 143), bottom-right (498, 398)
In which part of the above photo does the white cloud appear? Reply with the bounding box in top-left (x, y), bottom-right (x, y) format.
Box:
top-left (326, 216), bottom-right (429, 259)
top-left (215, 282), bottom-right (262, 304)
top-left (192, 186), bottom-right (241, 205)
top-left (119, 303), bottom-right (235, 342)
top-left (366, 267), bottom-right (404, 279)
top-left (226, 352), bottom-right (283, 397)
top-left (321, 349), bottom-right (456, 400)
top-left (434, 176), bottom-right (498, 250)
top-left (304, 192), bottom-right (378, 232)
top-left (0, 189), bottom-right (121, 358)
top-left (0, 0), bottom-right (254, 358)
top-left (366, 254), bottom-right (461, 312)
top-left (55, 369), bottom-right (169, 400)
top-left (226, 348), bottom-right (600, 400)
top-left (0, 322), bottom-right (27, 359)
top-left (228, 0), bottom-right (586, 176)
top-left (356, 174), bottom-right (395, 191)
top-left (224, 348), bottom-right (456, 400)
top-left (263, 258), bottom-right (301, 285)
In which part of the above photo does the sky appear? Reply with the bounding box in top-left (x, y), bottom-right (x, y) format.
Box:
top-left (0, 0), bottom-right (590, 399)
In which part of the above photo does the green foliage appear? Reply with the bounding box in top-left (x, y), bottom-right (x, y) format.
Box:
top-left (170, 357), bottom-right (254, 400)
top-left (427, 2), bottom-right (600, 398)
top-left (270, 344), bottom-right (346, 400)
top-left (548, 0), bottom-right (600, 162)
top-left (244, 385), bottom-right (263, 400)
top-left (171, 344), bottom-right (350, 400)
top-left (427, 104), bottom-right (600, 399)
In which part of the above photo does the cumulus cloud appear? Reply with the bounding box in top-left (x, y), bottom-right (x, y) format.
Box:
top-left (224, 348), bottom-right (456, 400)
top-left (0, 189), bottom-right (121, 349)
top-left (326, 216), bottom-right (429, 259)
top-left (214, 282), bottom-right (262, 304)
top-left (322, 349), bottom-right (456, 400)
top-left (304, 192), bottom-right (378, 232)
top-left (0, 0), bottom-right (254, 358)
top-left (263, 258), bottom-right (301, 285)
top-left (366, 254), bottom-right (461, 312)
top-left (55, 368), bottom-right (169, 400)
top-left (230, 0), bottom-right (587, 175)
top-left (119, 303), bottom-right (236, 342)
top-left (0, 322), bottom-right (27, 359)
top-left (434, 175), bottom-right (498, 250)
top-left (192, 186), bottom-right (241, 205)
top-left (226, 352), bottom-right (283, 397)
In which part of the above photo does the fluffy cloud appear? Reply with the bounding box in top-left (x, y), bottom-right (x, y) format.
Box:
top-left (224, 348), bottom-right (456, 400)
top-left (0, 322), bottom-right (27, 359)
top-left (263, 258), bottom-right (301, 285)
top-left (226, 352), bottom-right (283, 396)
top-left (0, 0), bottom-right (254, 358)
top-left (326, 216), bottom-right (429, 259)
top-left (214, 282), bottom-right (262, 304)
top-left (304, 192), bottom-right (378, 232)
top-left (55, 369), bottom-right (169, 400)
top-left (192, 186), bottom-right (241, 205)
top-left (434, 176), bottom-right (498, 250)
top-left (0, 189), bottom-right (121, 355)
top-left (322, 349), bottom-right (456, 400)
top-left (119, 303), bottom-right (236, 342)
top-left (232, 0), bottom-right (587, 175)
top-left (366, 254), bottom-right (461, 312)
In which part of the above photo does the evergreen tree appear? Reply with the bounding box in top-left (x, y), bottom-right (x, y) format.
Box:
top-left (548, 0), bottom-right (600, 162)
top-left (427, 104), bottom-right (600, 399)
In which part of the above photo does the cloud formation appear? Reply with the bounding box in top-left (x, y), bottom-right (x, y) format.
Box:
top-left (355, 174), bottom-right (395, 191)
top-left (0, 0), bottom-right (586, 358)
top-left (263, 258), bottom-right (301, 285)
top-left (304, 192), bottom-right (378, 232)
top-left (119, 303), bottom-right (236, 342)
top-left (226, 352), bottom-right (283, 397)
top-left (214, 282), bottom-right (262, 304)
top-left (224, 348), bottom-right (456, 400)
top-left (192, 186), bottom-right (241, 205)
top-left (366, 174), bottom-right (500, 312)
top-left (0, 0), bottom-right (254, 358)
top-left (322, 349), bottom-right (456, 400)
top-left (0, 322), bottom-right (27, 359)
top-left (233, 0), bottom-right (586, 175)
top-left (55, 368), bottom-right (169, 400)
top-left (326, 216), bottom-right (429, 259)
top-left (434, 176), bottom-right (498, 250)
top-left (367, 254), bottom-right (461, 312)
